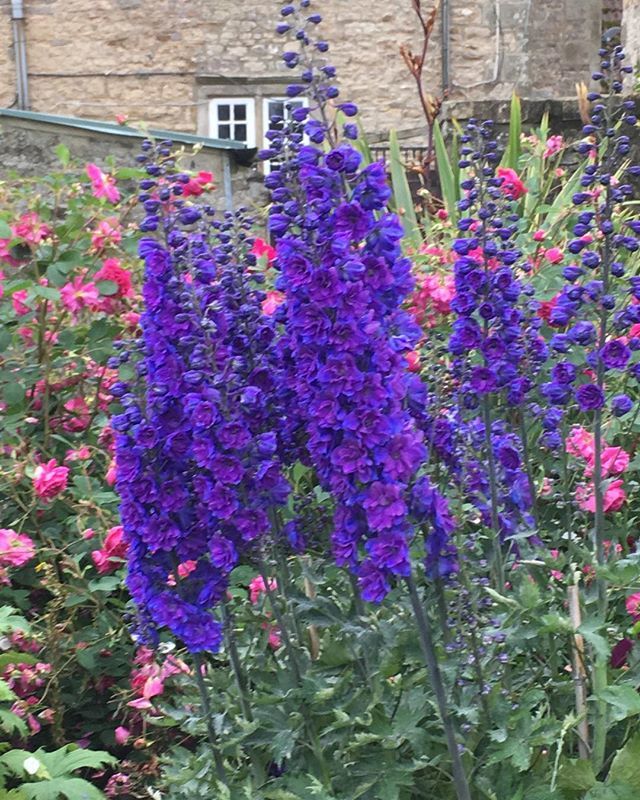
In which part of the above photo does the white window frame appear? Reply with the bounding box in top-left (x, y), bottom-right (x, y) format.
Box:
top-left (209, 98), bottom-right (256, 147)
top-left (262, 96), bottom-right (309, 174)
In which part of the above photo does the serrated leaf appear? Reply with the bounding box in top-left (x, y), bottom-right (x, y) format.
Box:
top-left (19, 777), bottom-right (106, 800)
top-left (584, 784), bottom-right (638, 800)
top-left (599, 686), bottom-right (640, 722)
top-left (0, 708), bottom-right (28, 737)
top-left (0, 220), bottom-right (12, 239)
top-left (558, 759), bottom-right (597, 792)
top-left (609, 735), bottom-right (640, 788)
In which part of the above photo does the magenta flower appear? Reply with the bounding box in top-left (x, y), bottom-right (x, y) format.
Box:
top-left (86, 163), bottom-right (120, 204)
top-left (0, 529), bottom-right (36, 568)
top-left (32, 459), bottom-right (69, 502)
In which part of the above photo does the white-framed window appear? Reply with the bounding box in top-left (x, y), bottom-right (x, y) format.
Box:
top-left (209, 98), bottom-right (256, 147)
top-left (262, 96), bottom-right (308, 173)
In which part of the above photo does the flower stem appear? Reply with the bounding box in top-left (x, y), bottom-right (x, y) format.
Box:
top-left (406, 574), bottom-right (472, 800)
top-left (192, 652), bottom-right (228, 786)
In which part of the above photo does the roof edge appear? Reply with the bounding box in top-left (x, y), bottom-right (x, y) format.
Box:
top-left (0, 107), bottom-right (246, 150)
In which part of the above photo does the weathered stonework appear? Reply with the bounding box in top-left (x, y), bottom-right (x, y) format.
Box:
top-left (0, 0), bottom-right (605, 148)
top-left (623, 0), bottom-right (640, 68)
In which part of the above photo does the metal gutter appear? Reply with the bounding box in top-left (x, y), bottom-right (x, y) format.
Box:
top-left (11, 0), bottom-right (29, 109)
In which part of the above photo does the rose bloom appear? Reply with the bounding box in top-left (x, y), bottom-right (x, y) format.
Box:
top-left (91, 525), bottom-right (128, 574)
top-left (496, 167), bottom-right (528, 200)
top-left (0, 529), bottom-right (36, 568)
top-left (262, 290), bottom-right (285, 316)
top-left (576, 479), bottom-right (626, 514)
top-left (251, 237), bottom-right (276, 265)
top-left (32, 459), bottom-right (69, 501)
top-left (544, 247), bottom-right (564, 264)
top-left (543, 135), bottom-right (564, 159)
top-left (62, 397), bottom-right (91, 433)
top-left (65, 446), bottom-right (91, 462)
top-left (91, 217), bottom-right (122, 252)
top-left (60, 276), bottom-right (99, 314)
top-left (626, 593), bottom-right (640, 619)
top-left (12, 289), bottom-right (31, 316)
top-left (12, 212), bottom-right (51, 245)
top-left (249, 575), bottom-right (277, 605)
top-left (94, 257), bottom-right (133, 298)
top-left (86, 163), bottom-right (120, 203)
top-left (182, 170), bottom-right (214, 197)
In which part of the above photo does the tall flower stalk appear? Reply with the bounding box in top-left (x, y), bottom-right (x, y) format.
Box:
top-left (263, 4), bottom-right (469, 797)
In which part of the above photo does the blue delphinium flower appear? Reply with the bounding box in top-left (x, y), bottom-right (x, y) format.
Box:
top-left (113, 145), bottom-right (290, 651)
top-left (264, 2), bottom-right (458, 598)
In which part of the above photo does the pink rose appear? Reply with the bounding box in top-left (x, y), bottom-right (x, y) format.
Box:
top-left (0, 529), bottom-right (36, 568)
top-left (249, 575), bottom-right (277, 605)
top-left (251, 237), bottom-right (276, 265)
top-left (496, 167), bottom-right (528, 200)
top-left (543, 135), bottom-right (564, 159)
top-left (86, 163), bottom-right (120, 204)
top-left (12, 289), bottom-right (31, 316)
top-left (544, 247), bottom-right (564, 264)
top-left (33, 459), bottom-right (69, 501)
top-left (626, 593), bottom-right (640, 619)
top-left (91, 217), bottom-right (122, 252)
top-left (91, 525), bottom-right (128, 574)
top-left (577, 479), bottom-right (626, 514)
top-left (532, 229), bottom-right (547, 242)
top-left (262, 290), bottom-right (285, 316)
top-left (94, 258), bottom-right (133, 299)
top-left (60, 276), bottom-right (99, 314)
top-left (12, 212), bottom-right (51, 245)
top-left (114, 726), bottom-right (130, 745)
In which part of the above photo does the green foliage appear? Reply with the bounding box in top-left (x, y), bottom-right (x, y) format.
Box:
top-left (433, 119), bottom-right (458, 221)
top-left (388, 130), bottom-right (421, 252)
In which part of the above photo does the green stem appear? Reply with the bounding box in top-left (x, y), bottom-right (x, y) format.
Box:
top-left (257, 557), bottom-right (332, 787)
top-left (222, 602), bottom-right (254, 722)
top-left (192, 653), bottom-right (228, 786)
top-left (406, 574), bottom-right (472, 800)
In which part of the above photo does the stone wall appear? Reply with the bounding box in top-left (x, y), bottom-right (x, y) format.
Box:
top-left (0, 113), bottom-right (261, 209)
top-left (0, 0), bottom-right (605, 146)
top-left (623, 0), bottom-right (640, 67)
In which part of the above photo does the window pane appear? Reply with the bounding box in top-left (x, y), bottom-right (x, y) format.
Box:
top-left (217, 104), bottom-right (230, 121)
top-left (268, 101), bottom-right (285, 120)
top-left (218, 124), bottom-right (231, 139)
top-left (234, 104), bottom-right (246, 121)
top-left (234, 124), bottom-right (247, 142)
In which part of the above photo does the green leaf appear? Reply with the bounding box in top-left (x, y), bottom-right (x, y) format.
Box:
top-left (558, 759), bottom-right (597, 792)
top-left (609, 735), bottom-right (640, 789)
top-left (388, 130), bottom-right (420, 252)
top-left (46, 747), bottom-right (115, 777)
top-left (95, 280), bottom-right (118, 297)
top-left (33, 285), bottom-right (61, 302)
top-left (0, 220), bottom-right (12, 239)
top-left (0, 708), bottom-right (28, 737)
top-left (2, 382), bottom-right (25, 408)
top-left (433, 119), bottom-right (458, 222)
top-left (19, 777), bottom-right (107, 800)
top-left (599, 686), bottom-right (640, 722)
top-left (0, 606), bottom-right (30, 634)
top-left (55, 143), bottom-right (70, 166)
top-left (584, 784), bottom-right (638, 800)
top-left (502, 93), bottom-right (522, 171)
